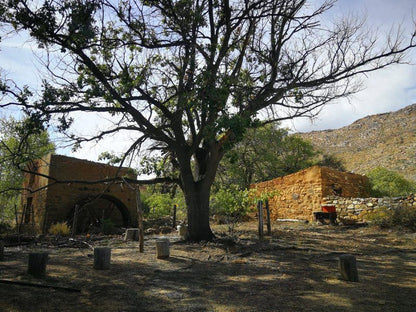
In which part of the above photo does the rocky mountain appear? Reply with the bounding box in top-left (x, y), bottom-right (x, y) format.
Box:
top-left (298, 104), bottom-right (416, 182)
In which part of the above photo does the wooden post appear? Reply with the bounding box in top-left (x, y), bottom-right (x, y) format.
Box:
top-left (0, 241), bottom-right (4, 261)
top-left (156, 238), bottom-right (170, 259)
top-left (339, 254), bottom-right (359, 282)
top-left (124, 228), bottom-right (139, 241)
top-left (94, 247), bottom-right (111, 270)
top-left (28, 252), bottom-right (49, 278)
top-left (30, 204), bottom-right (36, 235)
top-left (71, 205), bottom-right (79, 237)
top-left (172, 204), bottom-right (177, 228)
top-left (265, 199), bottom-right (271, 236)
top-left (257, 200), bottom-right (264, 239)
top-left (136, 189), bottom-right (144, 253)
top-left (14, 204), bottom-right (19, 234)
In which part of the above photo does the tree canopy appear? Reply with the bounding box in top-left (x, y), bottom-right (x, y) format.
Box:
top-left (1, 0), bottom-right (415, 240)
top-left (216, 124), bottom-right (317, 188)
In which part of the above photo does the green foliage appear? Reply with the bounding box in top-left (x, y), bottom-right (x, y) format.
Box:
top-left (3, 0), bottom-right (415, 241)
top-left (142, 188), bottom-right (186, 220)
top-left (316, 154), bottom-right (346, 172)
top-left (368, 206), bottom-right (416, 232)
top-left (367, 167), bottom-right (416, 197)
top-left (98, 151), bottom-right (123, 166)
top-left (216, 124), bottom-right (317, 188)
top-left (144, 193), bottom-right (173, 218)
top-left (210, 186), bottom-right (254, 234)
top-left (0, 117), bottom-right (55, 223)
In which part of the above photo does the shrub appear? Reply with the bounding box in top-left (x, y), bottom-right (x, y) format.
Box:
top-left (144, 193), bottom-right (174, 219)
top-left (210, 186), bottom-right (252, 234)
top-left (49, 222), bottom-right (71, 236)
top-left (367, 167), bottom-right (416, 197)
top-left (368, 206), bottom-right (416, 232)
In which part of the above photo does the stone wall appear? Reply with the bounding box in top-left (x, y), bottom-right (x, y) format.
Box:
top-left (251, 166), bottom-right (370, 222)
top-left (322, 194), bottom-right (416, 223)
top-left (22, 154), bottom-right (138, 233)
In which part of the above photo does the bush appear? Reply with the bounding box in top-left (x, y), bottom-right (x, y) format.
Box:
top-left (368, 206), bottom-right (416, 232)
top-left (210, 186), bottom-right (252, 234)
top-left (142, 191), bottom-right (186, 220)
top-left (49, 222), bottom-right (71, 236)
top-left (367, 167), bottom-right (416, 197)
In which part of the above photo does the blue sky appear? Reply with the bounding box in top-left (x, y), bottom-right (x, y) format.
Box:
top-left (1, 0), bottom-right (416, 161)
top-left (284, 0), bottom-right (416, 132)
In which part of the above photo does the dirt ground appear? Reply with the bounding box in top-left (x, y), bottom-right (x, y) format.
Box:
top-left (1, 221), bottom-right (415, 312)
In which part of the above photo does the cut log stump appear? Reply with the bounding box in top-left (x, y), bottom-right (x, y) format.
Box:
top-left (339, 254), bottom-right (359, 282)
top-left (124, 228), bottom-right (140, 241)
top-left (28, 252), bottom-right (49, 278)
top-left (156, 238), bottom-right (170, 259)
top-left (94, 247), bottom-right (111, 270)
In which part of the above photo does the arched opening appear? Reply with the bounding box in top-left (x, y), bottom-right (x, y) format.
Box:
top-left (68, 194), bottom-right (131, 234)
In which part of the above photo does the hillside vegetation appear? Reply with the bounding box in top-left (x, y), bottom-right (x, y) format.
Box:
top-left (298, 104), bottom-right (416, 181)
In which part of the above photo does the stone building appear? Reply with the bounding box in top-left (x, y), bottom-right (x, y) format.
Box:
top-left (21, 154), bottom-right (138, 233)
top-left (252, 166), bottom-right (370, 222)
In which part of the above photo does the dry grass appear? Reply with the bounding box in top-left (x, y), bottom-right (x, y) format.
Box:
top-left (1, 222), bottom-right (415, 312)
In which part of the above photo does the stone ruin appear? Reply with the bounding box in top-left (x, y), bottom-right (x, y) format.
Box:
top-left (21, 154), bottom-right (138, 233)
top-left (252, 165), bottom-right (370, 222)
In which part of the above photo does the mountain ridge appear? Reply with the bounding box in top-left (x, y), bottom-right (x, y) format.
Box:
top-left (298, 104), bottom-right (416, 181)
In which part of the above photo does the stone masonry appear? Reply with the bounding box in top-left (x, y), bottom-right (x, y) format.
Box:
top-left (322, 194), bottom-right (416, 223)
top-left (21, 154), bottom-right (138, 233)
top-left (251, 166), bottom-right (370, 222)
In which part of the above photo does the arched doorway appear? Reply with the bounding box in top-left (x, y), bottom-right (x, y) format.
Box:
top-left (68, 194), bottom-right (131, 234)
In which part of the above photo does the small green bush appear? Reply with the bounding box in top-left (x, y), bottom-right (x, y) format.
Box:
top-left (144, 193), bottom-right (174, 218)
top-left (367, 167), bottom-right (416, 197)
top-left (143, 191), bottom-right (186, 220)
top-left (368, 206), bottom-right (416, 232)
top-left (210, 186), bottom-right (252, 234)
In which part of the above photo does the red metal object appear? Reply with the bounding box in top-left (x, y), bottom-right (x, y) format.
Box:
top-left (321, 205), bottom-right (336, 213)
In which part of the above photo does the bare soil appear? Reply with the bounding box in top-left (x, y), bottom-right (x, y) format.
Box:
top-left (1, 222), bottom-right (415, 312)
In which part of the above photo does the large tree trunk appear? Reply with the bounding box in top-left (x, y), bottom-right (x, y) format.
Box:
top-left (177, 142), bottom-right (223, 242)
top-left (183, 181), bottom-right (215, 241)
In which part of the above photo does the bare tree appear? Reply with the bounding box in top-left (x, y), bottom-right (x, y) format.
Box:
top-left (1, 0), bottom-right (415, 240)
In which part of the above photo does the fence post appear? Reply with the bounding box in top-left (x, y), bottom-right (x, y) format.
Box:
top-left (265, 199), bottom-right (271, 236)
top-left (257, 200), bottom-right (264, 239)
top-left (136, 189), bottom-right (144, 253)
top-left (339, 254), bottom-right (359, 282)
top-left (172, 204), bottom-right (177, 228)
top-left (71, 205), bottom-right (79, 237)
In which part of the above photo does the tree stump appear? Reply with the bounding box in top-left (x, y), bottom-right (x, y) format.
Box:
top-left (28, 252), bottom-right (49, 278)
top-left (0, 241), bottom-right (4, 261)
top-left (156, 238), bottom-right (170, 259)
top-left (124, 228), bottom-right (139, 241)
top-left (94, 247), bottom-right (111, 270)
top-left (339, 254), bottom-right (359, 282)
